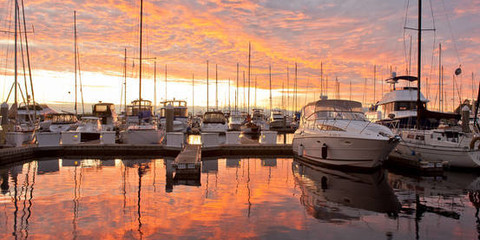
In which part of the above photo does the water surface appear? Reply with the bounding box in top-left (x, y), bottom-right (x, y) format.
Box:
top-left (0, 158), bottom-right (479, 239)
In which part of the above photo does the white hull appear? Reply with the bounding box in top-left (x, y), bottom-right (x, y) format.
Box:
top-left (293, 135), bottom-right (398, 168)
top-left (120, 129), bottom-right (165, 144)
top-left (391, 141), bottom-right (480, 168)
top-left (201, 123), bottom-right (228, 134)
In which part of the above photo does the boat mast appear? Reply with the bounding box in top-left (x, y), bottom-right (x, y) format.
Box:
top-left (154, 61), bottom-right (156, 115)
top-left (235, 63), bottom-right (239, 113)
top-left (228, 76), bottom-right (231, 113)
top-left (438, 43), bottom-right (442, 111)
top-left (164, 64), bottom-right (167, 101)
top-left (124, 48), bottom-right (127, 115)
top-left (216, 64), bottom-right (218, 110)
top-left (192, 73), bottom-right (195, 117)
top-left (248, 42), bottom-right (251, 114)
top-left (13, 0), bottom-right (18, 116)
top-left (416, 0), bottom-right (422, 129)
top-left (138, 0), bottom-right (143, 124)
top-left (207, 60), bottom-right (209, 111)
top-left (295, 62), bottom-right (297, 111)
top-left (74, 11), bottom-right (77, 115)
top-left (269, 65), bottom-right (272, 114)
top-left (20, 0), bottom-right (35, 121)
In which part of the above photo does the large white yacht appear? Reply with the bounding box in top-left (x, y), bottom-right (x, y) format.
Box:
top-left (269, 109), bottom-right (291, 130)
top-left (228, 111), bottom-right (244, 131)
top-left (371, 75), bottom-right (480, 168)
top-left (120, 99), bottom-right (164, 144)
top-left (201, 111), bottom-right (228, 134)
top-left (292, 97), bottom-right (399, 169)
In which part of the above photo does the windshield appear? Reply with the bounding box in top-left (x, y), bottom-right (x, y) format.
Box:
top-left (313, 111), bottom-right (366, 121)
top-left (303, 100), bottom-right (366, 121)
top-left (204, 113), bottom-right (226, 123)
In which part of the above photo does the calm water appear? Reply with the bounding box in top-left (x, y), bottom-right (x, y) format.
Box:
top-left (1, 158), bottom-right (479, 239)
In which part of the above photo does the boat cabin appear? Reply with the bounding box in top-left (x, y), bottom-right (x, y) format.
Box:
top-left (159, 100), bottom-right (188, 119)
top-left (92, 102), bottom-right (117, 125)
top-left (203, 111), bottom-right (226, 124)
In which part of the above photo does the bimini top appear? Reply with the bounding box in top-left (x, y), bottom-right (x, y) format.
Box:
top-left (377, 87), bottom-right (428, 105)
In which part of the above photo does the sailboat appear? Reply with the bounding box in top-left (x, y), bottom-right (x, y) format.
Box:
top-left (119, 0), bottom-right (165, 144)
top-left (377, 0), bottom-right (480, 168)
top-left (4, 0), bottom-right (37, 146)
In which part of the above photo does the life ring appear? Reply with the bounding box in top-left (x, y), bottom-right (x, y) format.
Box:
top-left (470, 137), bottom-right (480, 150)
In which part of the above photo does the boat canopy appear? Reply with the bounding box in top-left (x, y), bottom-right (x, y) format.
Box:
top-left (203, 112), bottom-right (226, 124)
top-left (45, 113), bottom-right (78, 124)
top-left (377, 88), bottom-right (428, 105)
top-left (303, 100), bottom-right (366, 121)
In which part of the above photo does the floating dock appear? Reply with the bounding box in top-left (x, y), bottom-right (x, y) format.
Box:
top-left (172, 145), bottom-right (202, 176)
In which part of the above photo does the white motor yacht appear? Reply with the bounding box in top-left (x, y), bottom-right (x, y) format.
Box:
top-left (292, 98), bottom-right (399, 169)
top-left (158, 100), bottom-right (188, 133)
top-left (75, 116), bottom-right (102, 142)
top-left (269, 109), bottom-right (291, 129)
top-left (92, 102), bottom-right (118, 131)
top-left (228, 111), bottom-right (244, 131)
top-left (120, 99), bottom-right (164, 144)
top-left (40, 113), bottom-right (79, 132)
top-left (372, 74), bottom-right (480, 168)
top-left (201, 111), bottom-right (228, 134)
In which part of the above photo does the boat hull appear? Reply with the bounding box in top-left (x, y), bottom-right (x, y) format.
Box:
top-left (292, 135), bottom-right (398, 169)
top-left (390, 141), bottom-right (480, 168)
top-left (120, 130), bottom-right (165, 144)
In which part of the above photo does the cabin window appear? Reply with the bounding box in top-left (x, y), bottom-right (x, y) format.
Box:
top-left (415, 135), bottom-right (425, 141)
top-left (407, 134), bottom-right (415, 139)
top-left (94, 105), bottom-right (108, 112)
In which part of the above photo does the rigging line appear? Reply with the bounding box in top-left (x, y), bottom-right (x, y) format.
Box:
top-left (1, 0), bottom-right (14, 102)
top-left (77, 46), bottom-right (85, 114)
top-left (426, 0), bottom-right (437, 97)
top-left (402, 0), bottom-right (411, 72)
top-left (440, 0), bottom-right (462, 64)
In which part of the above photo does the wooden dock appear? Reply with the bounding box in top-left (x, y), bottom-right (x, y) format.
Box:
top-left (172, 145), bottom-right (202, 176)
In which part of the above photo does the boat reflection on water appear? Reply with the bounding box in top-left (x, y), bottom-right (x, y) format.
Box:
top-left (292, 158), bottom-right (401, 221)
top-left (37, 159), bottom-right (59, 174)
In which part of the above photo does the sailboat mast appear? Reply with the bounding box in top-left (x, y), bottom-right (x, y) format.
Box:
top-left (269, 65), bottom-right (272, 114)
top-left (124, 48), bottom-right (127, 115)
top-left (192, 73), bottom-right (195, 115)
top-left (216, 64), bottom-right (218, 110)
top-left (164, 64), bottom-right (167, 101)
top-left (228, 77), bottom-right (231, 113)
top-left (235, 63), bottom-right (239, 112)
top-left (373, 65), bottom-right (376, 103)
top-left (74, 10), bottom-right (77, 115)
top-left (248, 42), bottom-right (251, 114)
top-left (20, 0), bottom-right (35, 121)
top-left (138, 0), bottom-right (143, 124)
top-left (13, 0), bottom-right (18, 112)
top-left (154, 61), bottom-right (156, 115)
top-left (293, 62), bottom-right (298, 112)
top-left (416, 0), bottom-right (422, 129)
top-left (438, 43), bottom-right (442, 111)
top-left (207, 60), bottom-right (209, 111)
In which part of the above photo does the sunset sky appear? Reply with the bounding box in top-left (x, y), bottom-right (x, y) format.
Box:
top-left (0, 0), bottom-right (479, 112)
